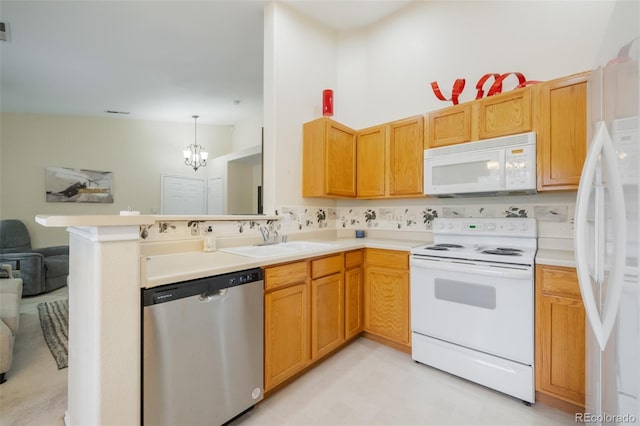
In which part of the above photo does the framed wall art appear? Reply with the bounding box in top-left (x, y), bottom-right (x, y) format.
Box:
top-left (45, 167), bottom-right (114, 203)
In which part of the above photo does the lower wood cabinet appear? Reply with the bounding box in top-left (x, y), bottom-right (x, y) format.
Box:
top-left (364, 249), bottom-right (410, 348)
top-left (535, 264), bottom-right (586, 408)
top-left (345, 250), bottom-right (364, 339)
top-left (265, 248), bottom-right (410, 392)
top-left (264, 261), bottom-right (310, 391)
top-left (311, 254), bottom-right (345, 360)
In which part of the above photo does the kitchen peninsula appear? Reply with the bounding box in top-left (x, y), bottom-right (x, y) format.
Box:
top-left (36, 213), bottom-right (425, 425)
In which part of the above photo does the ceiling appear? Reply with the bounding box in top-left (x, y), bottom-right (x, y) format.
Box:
top-left (0, 0), bottom-right (412, 125)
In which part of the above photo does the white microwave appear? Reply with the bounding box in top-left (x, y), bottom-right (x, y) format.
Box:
top-left (424, 132), bottom-right (537, 197)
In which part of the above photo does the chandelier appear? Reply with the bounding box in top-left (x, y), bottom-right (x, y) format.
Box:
top-left (183, 115), bottom-right (208, 171)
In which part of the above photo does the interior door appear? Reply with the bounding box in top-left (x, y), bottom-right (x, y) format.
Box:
top-left (208, 177), bottom-right (224, 215)
top-left (161, 175), bottom-right (205, 215)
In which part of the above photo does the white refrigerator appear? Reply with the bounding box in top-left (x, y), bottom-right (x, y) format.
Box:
top-left (575, 0), bottom-right (639, 424)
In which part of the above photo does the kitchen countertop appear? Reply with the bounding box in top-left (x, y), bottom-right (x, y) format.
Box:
top-left (142, 238), bottom-right (423, 288)
top-left (535, 248), bottom-right (576, 268)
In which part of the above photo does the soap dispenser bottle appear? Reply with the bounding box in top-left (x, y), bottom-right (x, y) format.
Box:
top-left (203, 226), bottom-right (217, 252)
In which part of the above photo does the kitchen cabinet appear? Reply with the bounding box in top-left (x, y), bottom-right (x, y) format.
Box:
top-left (364, 249), bottom-right (410, 350)
top-left (311, 254), bottom-right (345, 360)
top-left (535, 264), bottom-right (586, 408)
top-left (356, 125), bottom-right (386, 197)
top-left (344, 250), bottom-right (364, 339)
top-left (536, 72), bottom-right (588, 191)
top-left (302, 117), bottom-right (357, 198)
top-left (426, 86), bottom-right (533, 149)
top-left (357, 115), bottom-right (425, 198)
top-left (427, 103), bottom-right (472, 148)
top-left (264, 261), bottom-right (310, 391)
top-left (388, 116), bottom-right (425, 196)
top-left (476, 86), bottom-right (533, 139)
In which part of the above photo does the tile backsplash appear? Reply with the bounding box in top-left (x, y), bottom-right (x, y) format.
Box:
top-left (277, 201), bottom-right (575, 239)
top-left (140, 197), bottom-right (576, 244)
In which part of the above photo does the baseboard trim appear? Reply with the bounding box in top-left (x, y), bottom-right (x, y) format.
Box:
top-left (535, 391), bottom-right (585, 415)
top-left (362, 332), bottom-right (411, 354)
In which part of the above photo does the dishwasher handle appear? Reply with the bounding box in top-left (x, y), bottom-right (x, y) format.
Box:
top-left (199, 288), bottom-right (228, 302)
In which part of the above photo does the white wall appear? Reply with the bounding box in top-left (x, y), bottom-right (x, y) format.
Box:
top-left (0, 112), bottom-right (233, 247)
top-left (263, 2), bottom-right (340, 214)
top-left (336, 0), bottom-right (614, 128)
top-left (231, 116), bottom-right (263, 153)
top-left (264, 1), bottom-right (615, 216)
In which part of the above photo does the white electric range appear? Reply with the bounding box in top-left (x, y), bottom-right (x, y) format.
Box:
top-left (410, 217), bottom-right (537, 404)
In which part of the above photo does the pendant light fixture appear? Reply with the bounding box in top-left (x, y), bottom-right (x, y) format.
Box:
top-left (183, 115), bottom-right (208, 171)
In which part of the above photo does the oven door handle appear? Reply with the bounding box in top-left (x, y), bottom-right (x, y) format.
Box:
top-left (410, 257), bottom-right (531, 279)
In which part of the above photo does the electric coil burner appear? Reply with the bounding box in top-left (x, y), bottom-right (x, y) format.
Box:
top-left (410, 217), bottom-right (537, 404)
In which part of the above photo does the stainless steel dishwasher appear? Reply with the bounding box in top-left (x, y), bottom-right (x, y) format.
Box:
top-left (142, 268), bottom-right (264, 426)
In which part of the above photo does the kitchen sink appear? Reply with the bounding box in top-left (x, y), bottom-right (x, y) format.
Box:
top-left (219, 241), bottom-right (336, 258)
top-left (279, 241), bottom-right (335, 251)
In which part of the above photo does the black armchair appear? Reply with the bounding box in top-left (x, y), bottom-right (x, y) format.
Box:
top-left (0, 220), bottom-right (69, 296)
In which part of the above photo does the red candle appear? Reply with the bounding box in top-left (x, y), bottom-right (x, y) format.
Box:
top-left (322, 89), bottom-right (333, 116)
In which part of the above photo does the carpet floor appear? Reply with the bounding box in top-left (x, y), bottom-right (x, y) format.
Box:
top-left (0, 287), bottom-right (68, 426)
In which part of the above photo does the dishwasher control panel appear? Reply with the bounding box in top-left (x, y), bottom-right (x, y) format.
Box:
top-left (143, 268), bottom-right (263, 306)
top-left (228, 271), bottom-right (260, 286)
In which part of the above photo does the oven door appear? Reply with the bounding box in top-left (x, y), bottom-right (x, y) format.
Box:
top-left (410, 256), bottom-right (533, 365)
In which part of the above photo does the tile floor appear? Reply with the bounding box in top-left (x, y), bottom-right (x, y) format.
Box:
top-left (2, 293), bottom-right (576, 426)
top-left (235, 338), bottom-right (575, 426)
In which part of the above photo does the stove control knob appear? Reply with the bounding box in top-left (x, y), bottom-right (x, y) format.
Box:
top-left (521, 223), bottom-right (528, 231)
top-left (439, 222), bottom-right (445, 229)
top-left (487, 223), bottom-right (496, 231)
top-left (448, 223), bottom-right (455, 229)
top-left (508, 223), bottom-right (516, 231)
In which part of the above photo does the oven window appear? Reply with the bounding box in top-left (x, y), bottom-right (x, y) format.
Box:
top-left (432, 161), bottom-right (500, 186)
top-left (434, 278), bottom-right (496, 310)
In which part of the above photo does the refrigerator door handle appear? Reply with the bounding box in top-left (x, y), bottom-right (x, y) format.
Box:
top-left (599, 122), bottom-right (626, 349)
top-left (575, 122), bottom-right (627, 351)
top-left (575, 121), bottom-right (604, 348)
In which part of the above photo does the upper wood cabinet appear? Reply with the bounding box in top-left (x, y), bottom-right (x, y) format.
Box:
top-left (477, 87), bottom-right (533, 139)
top-left (536, 72), bottom-right (588, 191)
top-left (388, 116), bottom-right (425, 196)
top-left (302, 117), bottom-right (357, 198)
top-left (427, 103), bottom-right (472, 148)
top-left (357, 115), bottom-right (425, 199)
top-left (356, 125), bottom-right (386, 198)
top-left (535, 264), bottom-right (585, 408)
top-left (426, 86), bottom-right (533, 149)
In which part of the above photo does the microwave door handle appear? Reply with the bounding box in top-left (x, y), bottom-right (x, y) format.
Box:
top-left (499, 149), bottom-right (506, 188)
top-left (410, 258), bottom-right (531, 279)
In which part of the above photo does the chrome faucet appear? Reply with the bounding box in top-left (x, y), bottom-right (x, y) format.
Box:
top-left (259, 225), bottom-right (270, 243)
top-left (258, 222), bottom-right (283, 245)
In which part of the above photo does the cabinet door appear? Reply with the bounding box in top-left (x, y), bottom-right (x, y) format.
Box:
top-left (357, 125), bottom-right (386, 198)
top-left (537, 73), bottom-right (588, 191)
top-left (427, 103), bottom-right (471, 148)
top-left (345, 265), bottom-right (364, 339)
top-left (326, 121), bottom-right (357, 197)
top-left (311, 273), bottom-right (344, 360)
top-left (477, 87), bottom-right (533, 139)
top-left (265, 283), bottom-right (310, 391)
top-left (535, 265), bottom-right (586, 407)
top-left (389, 116), bottom-right (424, 196)
top-left (364, 266), bottom-right (410, 345)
